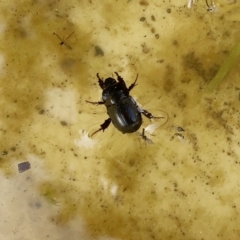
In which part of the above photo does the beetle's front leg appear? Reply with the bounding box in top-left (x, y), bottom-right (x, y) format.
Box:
top-left (91, 118), bottom-right (112, 137)
top-left (96, 73), bottom-right (104, 89)
top-left (128, 74), bottom-right (138, 92)
top-left (140, 108), bottom-right (164, 120)
top-left (86, 100), bottom-right (104, 105)
top-left (114, 72), bottom-right (127, 88)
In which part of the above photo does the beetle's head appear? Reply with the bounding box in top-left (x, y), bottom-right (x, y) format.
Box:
top-left (103, 77), bottom-right (117, 89)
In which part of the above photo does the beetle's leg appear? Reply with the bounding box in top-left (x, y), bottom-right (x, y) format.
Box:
top-left (128, 74), bottom-right (138, 92)
top-left (91, 118), bottom-right (111, 137)
top-left (86, 100), bottom-right (104, 105)
top-left (114, 72), bottom-right (127, 88)
top-left (141, 128), bottom-right (147, 141)
top-left (136, 128), bottom-right (153, 145)
top-left (114, 72), bottom-right (125, 83)
top-left (140, 128), bottom-right (153, 145)
top-left (140, 108), bottom-right (164, 120)
top-left (97, 73), bottom-right (104, 89)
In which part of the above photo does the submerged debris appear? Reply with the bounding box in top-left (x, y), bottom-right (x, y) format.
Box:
top-left (205, 41), bottom-right (240, 92)
top-left (74, 130), bottom-right (97, 149)
top-left (18, 161), bottom-right (31, 173)
top-left (94, 46), bottom-right (104, 56)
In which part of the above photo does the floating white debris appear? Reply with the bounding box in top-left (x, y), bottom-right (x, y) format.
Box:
top-left (186, 0), bottom-right (195, 9)
top-left (100, 177), bottom-right (109, 190)
top-left (74, 130), bottom-right (97, 149)
top-left (145, 123), bottom-right (160, 135)
top-left (100, 177), bottom-right (118, 197)
top-left (110, 185), bottom-right (118, 197)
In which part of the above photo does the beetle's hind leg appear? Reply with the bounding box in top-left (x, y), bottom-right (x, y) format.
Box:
top-left (86, 100), bottom-right (104, 105)
top-left (136, 128), bottom-right (153, 145)
top-left (91, 118), bottom-right (111, 137)
top-left (140, 108), bottom-right (164, 120)
top-left (128, 74), bottom-right (138, 92)
top-left (97, 73), bottom-right (104, 89)
top-left (140, 128), bottom-right (153, 144)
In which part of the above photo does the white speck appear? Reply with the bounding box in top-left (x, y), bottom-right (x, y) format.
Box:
top-left (74, 130), bottom-right (97, 149)
top-left (100, 177), bottom-right (109, 190)
top-left (0, 23), bottom-right (6, 35)
top-left (110, 185), bottom-right (118, 197)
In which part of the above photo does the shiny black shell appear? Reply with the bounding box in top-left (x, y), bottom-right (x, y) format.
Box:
top-left (102, 78), bottom-right (142, 134)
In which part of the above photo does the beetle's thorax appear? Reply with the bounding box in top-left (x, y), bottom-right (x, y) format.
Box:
top-left (102, 80), bottom-right (128, 105)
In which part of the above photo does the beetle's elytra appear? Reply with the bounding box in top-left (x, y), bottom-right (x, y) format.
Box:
top-left (86, 72), bottom-right (163, 137)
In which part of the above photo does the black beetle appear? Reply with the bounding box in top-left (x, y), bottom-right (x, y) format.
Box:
top-left (86, 72), bottom-right (163, 137)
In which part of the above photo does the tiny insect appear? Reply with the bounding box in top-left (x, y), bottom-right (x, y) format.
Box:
top-left (53, 32), bottom-right (74, 50)
top-left (86, 72), bottom-right (164, 137)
